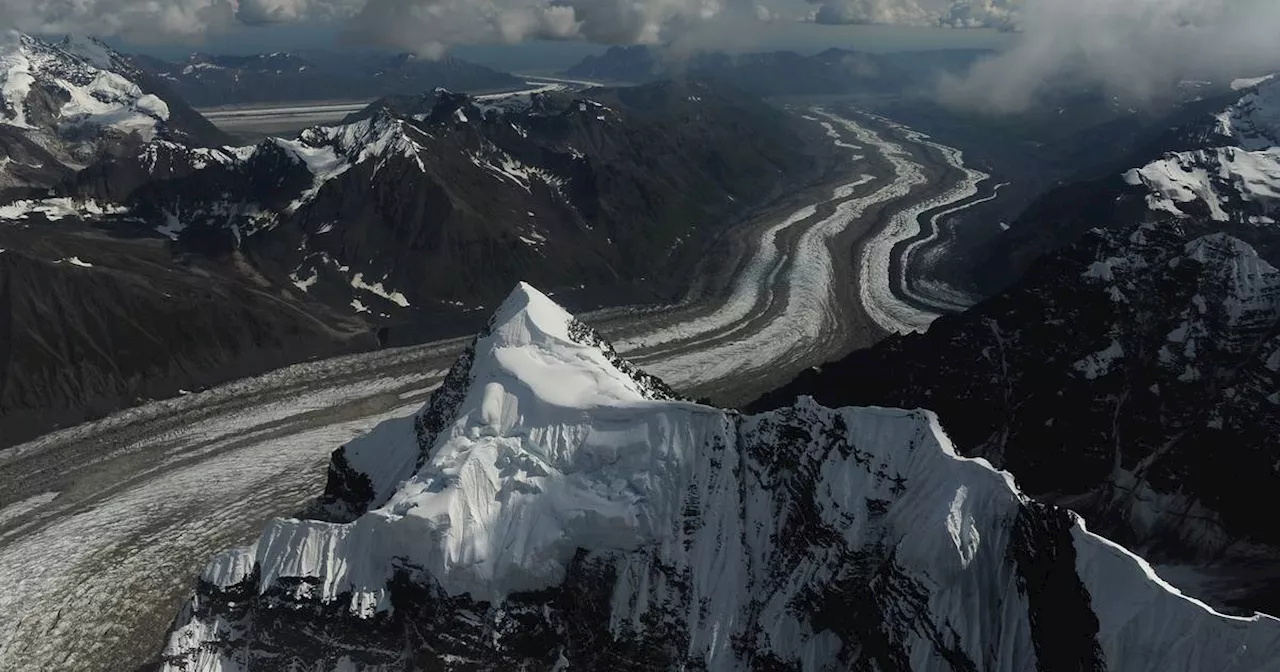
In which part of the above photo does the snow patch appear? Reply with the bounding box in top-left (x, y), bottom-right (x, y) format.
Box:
top-left (350, 272), bottom-right (410, 308)
top-left (1231, 75), bottom-right (1275, 91)
top-left (290, 268), bottom-right (319, 293)
top-left (1131, 80), bottom-right (1280, 222)
top-left (0, 45), bottom-right (35, 128)
top-left (1074, 339), bottom-right (1125, 380)
top-left (0, 197), bottom-right (128, 221)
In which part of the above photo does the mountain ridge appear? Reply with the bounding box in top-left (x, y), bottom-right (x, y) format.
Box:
top-left (0, 68), bottom-right (832, 448)
top-left (158, 283), bottom-right (1280, 671)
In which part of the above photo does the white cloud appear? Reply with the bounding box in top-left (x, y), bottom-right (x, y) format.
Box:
top-left (0, 0), bottom-right (238, 42)
top-left (940, 0), bottom-right (1280, 113)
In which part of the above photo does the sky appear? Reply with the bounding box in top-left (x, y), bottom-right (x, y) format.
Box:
top-left (6, 0), bottom-right (1280, 112)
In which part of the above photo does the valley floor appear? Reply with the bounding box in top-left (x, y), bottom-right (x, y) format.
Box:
top-left (0, 107), bottom-right (999, 671)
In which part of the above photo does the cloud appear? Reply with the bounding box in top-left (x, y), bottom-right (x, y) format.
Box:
top-left (0, 0), bottom-right (1018, 51)
top-left (810, 0), bottom-right (930, 26)
top-left (808, 0), bottom-right (931, 25)
top-left (235, 0), bottom-right (355, 24)
top-left (0, 0), bottom-right (747, 54)
top-left (338, 0), bottom-right (729, 56)
top-left (806, 0), bottom-right (1015, 27)
top-left (939, 0), bottom-right (1017, 29)
top-left (0, 0), bottom-right (238, 42)
top-left (939, 0), bottom-right (1280, 113)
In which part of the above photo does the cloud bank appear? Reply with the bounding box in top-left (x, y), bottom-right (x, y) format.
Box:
top-left (939, 0), bottom-right (1280, 112)
top-left (1, 0), bottom-right (1015, 52)
top-left (4, 0), bottom-right (1280, 114)
top-left (0, 0), bottom-right (744, 51)
top-left (806, 0), bottom-right (1016, 28)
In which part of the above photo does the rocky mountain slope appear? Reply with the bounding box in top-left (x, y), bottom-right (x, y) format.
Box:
top-left (16, 80), bottom-right (825, 317)
top-left (0, 33), bottom-right (227, 195)
top-left (755, 78), bottom-right (1280, 614)
top-left (0, 224), bottom-right (370, 446)
top-left (0, 68), bottom-right (826, 447)
top-left (159, 283), bottom-right (1280, 671)
top-left (0, 34), bottom-right (365, 447)
top-left (135, 51), bottom-right (524, 107)
top-left (975, 77), bottom-right (1276, 293)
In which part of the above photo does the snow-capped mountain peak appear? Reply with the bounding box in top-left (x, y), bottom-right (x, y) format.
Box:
top-left (0, 31), bottom-right (228, 194)
top-left (0, 32), bottom-right (168, 135)
top-left (475, 280), bottom-right (680, 408)
top-left (162, 283), bottom-right (1280, 671)
top-left (1125, 76), bottom-right (1280, 225)
top-left (359, 282), bottom-right (709, 598)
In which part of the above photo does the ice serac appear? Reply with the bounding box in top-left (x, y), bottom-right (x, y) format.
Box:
top-left (161, 284), bottom-right (1280, 671)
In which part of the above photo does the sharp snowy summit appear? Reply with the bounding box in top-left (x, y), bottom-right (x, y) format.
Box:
top-left (161, 283), bottom-right (1280, 671)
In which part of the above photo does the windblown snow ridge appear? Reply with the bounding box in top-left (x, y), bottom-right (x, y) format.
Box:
top-left (161, 284), bottom-right (1280, 672)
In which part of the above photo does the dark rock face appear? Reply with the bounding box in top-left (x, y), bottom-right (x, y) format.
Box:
top-left (0, 126), bottom-right (75, 195)
top-left (1010, 504), bottom-right (1107, 672)
top-left (135, 51), bottom-right (524, 107)
top-left (566, 46), bottom-right (662, 83)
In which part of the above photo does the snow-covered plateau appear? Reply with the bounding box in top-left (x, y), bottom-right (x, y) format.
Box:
top-left (161, 283), bottom-right (1280, 671)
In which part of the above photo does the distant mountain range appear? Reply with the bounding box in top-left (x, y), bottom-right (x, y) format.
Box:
top-left (134, 50), bottom-right (525, 107)
top-left (755, 76), bottom-right (1280, 615)
top-left (0, 34), bottom-right (828, 447)
top-left (564, 45), bottom-right (990, 97)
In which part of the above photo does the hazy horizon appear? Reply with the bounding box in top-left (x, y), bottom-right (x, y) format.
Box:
top-left (91, 22), bottom-right (1013, 72)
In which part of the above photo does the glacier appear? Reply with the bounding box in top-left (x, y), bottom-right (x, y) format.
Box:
top-left (161, 283), bottom-right (1280, 671)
